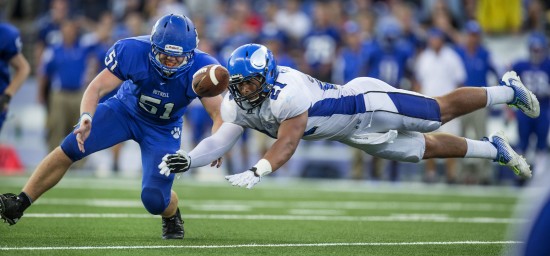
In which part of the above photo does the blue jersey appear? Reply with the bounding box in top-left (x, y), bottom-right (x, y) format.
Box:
top-left (105, 36), bottom-right (219, 125)
top-left (362, 40), bottom-right (413, 87)
top-left (335, 47), bottom-right (365, 83)
top-left (512, 58), bottom-right (550, 152)
top-left (0, 23), bottom-right (21, 93)
top-left (61, 35), bottom-right (220, 216)
top-left (454, 45), bottom-right (496, 87)
top-left (512, 59), bottom-right (550, 102)
top-left (42, 40), bottom-right (91, 91)
top-left (302, 27), bottom-right (341, 67)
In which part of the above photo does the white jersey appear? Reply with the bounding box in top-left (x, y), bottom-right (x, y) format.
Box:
top-left (222, 67), bottom-right (355, 140)
top-left (222, 66), bottom-right (440, 142)
top-left (218, 66), bottom-right (445, 163)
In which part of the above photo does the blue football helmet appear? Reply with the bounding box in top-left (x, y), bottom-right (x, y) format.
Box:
top-left (150, 14), bottom-right (198, 79)
top-left (227, 44), bottom-right (278, 110)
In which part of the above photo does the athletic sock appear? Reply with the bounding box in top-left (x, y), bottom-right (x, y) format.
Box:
top-left (464, 138), bottom-right (498, 159)
top-left (484, 86), bottom-right (515, 107)
top-left (18, 192), bottom-right (32, 212)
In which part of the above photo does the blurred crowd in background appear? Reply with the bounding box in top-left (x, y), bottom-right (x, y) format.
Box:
top-left (0, 0), bottom-right (549, 186)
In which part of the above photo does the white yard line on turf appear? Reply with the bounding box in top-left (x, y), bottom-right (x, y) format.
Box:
top-left (0, 177), bottom-right (520, 198)
top-left (23, 213), bottom-right (525, 224)
top-left (37, 198), bottom-right (514, 212)
top-left (0, 241), bottom-right (522, 251)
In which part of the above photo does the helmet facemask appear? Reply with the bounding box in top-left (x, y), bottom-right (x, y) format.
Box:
top-left (229, 74), bottom-right (273, 110)
top-left (150, 44), bottom-right (194, 78)
top-left (149, 14), bottom-right (198, 79)
top-left (227, 44), bottom-right (279, 110)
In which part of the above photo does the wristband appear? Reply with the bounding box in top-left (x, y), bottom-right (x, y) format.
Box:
top-left (253, 159), bottom-right (272, 177)
top-left (79, 112), bottom-right (92, 124)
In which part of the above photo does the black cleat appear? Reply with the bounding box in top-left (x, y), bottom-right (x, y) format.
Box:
top-left (0, 193), bottom-right (23, 225)
top-left (162, 208), bottom-right (184, 239)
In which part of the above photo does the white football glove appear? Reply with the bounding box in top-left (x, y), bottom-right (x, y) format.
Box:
top-left (225, 169), bottom-right (261, 189)
top-left (158, 150), bottom-right (191, 177)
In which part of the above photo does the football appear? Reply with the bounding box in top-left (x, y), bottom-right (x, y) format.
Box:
top-left (191, 64), bottom-right (229, 97)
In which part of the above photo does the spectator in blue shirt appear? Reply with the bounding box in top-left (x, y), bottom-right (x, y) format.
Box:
top-left (510, 32), bottom-right (550, 177)
top-left (39, 20), bottom-right (91, 152)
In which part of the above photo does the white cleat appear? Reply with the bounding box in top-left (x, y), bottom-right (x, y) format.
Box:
top-left (501, 71), bottom-right (540, 118)
top-left (485, 130), bottom-right (532, 178)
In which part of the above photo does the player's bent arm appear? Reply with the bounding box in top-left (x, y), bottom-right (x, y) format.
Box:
top-left (200, 95), bottom-right (224, 133)
top-left (262, 111), bottom-right (308, 173)
top-left (188, 122), bottom-right (244, 167)
top-left (5, 53), bottom-right (30, 97)
top-left (80, 69), bottom-right (123, 117)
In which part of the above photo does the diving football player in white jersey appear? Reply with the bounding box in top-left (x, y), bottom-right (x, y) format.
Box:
top-left (159, 43), bottom-right (540, 189)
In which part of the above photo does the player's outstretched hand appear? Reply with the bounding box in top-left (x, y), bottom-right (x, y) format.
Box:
top-left (225, 169), bottom-right (261, 189)
top-left (159, 150), bottom-right (191, 177)
top-left (73, 113), bottom-right (92, 153)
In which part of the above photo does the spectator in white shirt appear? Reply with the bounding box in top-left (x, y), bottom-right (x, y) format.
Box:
top-left (415, 28), bottom-right (466, 183)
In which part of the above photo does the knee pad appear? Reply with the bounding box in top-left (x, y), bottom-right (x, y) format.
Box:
top-left (141, 187), bottom-right (168, 215)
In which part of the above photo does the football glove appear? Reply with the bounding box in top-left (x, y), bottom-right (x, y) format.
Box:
top-left (225, 168), bottom-right (261, 189)
top-left (159, 150), bottom-right (191, 177)
top-left (0, 94), bottom-right (11, 112)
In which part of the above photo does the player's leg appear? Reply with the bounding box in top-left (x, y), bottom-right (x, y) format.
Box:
top-left (0, 147), bottom-right (72, 225)
top-left (344, 130), bottom-right (531, 177)
top-left (435, 87), bottom-right (488, 124)
top-left (437, 71), bottom-right (540, 124)
top-left (423, 132), bottom-right (531, 177)
top-left (21, 148), bottom-right (73, 202)
top-left (138, 120), bottom-right (183, 239)
top-left (0, 101), bottom-right (131, 225)
top-left (348, 77), bottom-right (442, 133)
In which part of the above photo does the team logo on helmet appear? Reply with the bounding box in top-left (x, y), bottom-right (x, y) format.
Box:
top-left (165, 44), bottom-right (183, 55)
top-left (250, 47), bottom-right (268, 68)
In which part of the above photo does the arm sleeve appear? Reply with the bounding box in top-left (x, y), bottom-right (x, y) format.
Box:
top-left (188, 122), bottom-right (245, 167)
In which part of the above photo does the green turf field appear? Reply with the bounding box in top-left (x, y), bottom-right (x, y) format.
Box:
top-left (0, 175), bottom-right (525, 256)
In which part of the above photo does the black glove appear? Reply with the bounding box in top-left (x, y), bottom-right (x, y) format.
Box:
top-left (159, 150), bottom-right (191, 176)
top-left (0, 94), bottom-right (11, 111)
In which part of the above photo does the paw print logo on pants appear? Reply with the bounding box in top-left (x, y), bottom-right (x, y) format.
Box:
top-left (171, 127), bottom-right (181, 139)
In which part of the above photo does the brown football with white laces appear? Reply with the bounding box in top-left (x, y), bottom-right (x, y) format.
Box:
top-left (191, 64), bottom-right (229, 97)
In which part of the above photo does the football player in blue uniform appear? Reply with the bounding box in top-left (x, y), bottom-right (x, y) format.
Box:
top-left (0, 22), bottom-right (31, 133)
top-left (510, 32), bottom-right (550, 176)
top-left (510, 167), bottom-right (550, 256)
top-left (158, 44), bottom-right (539, 190)
top-left (0, 14), bottom-right (223, 240)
